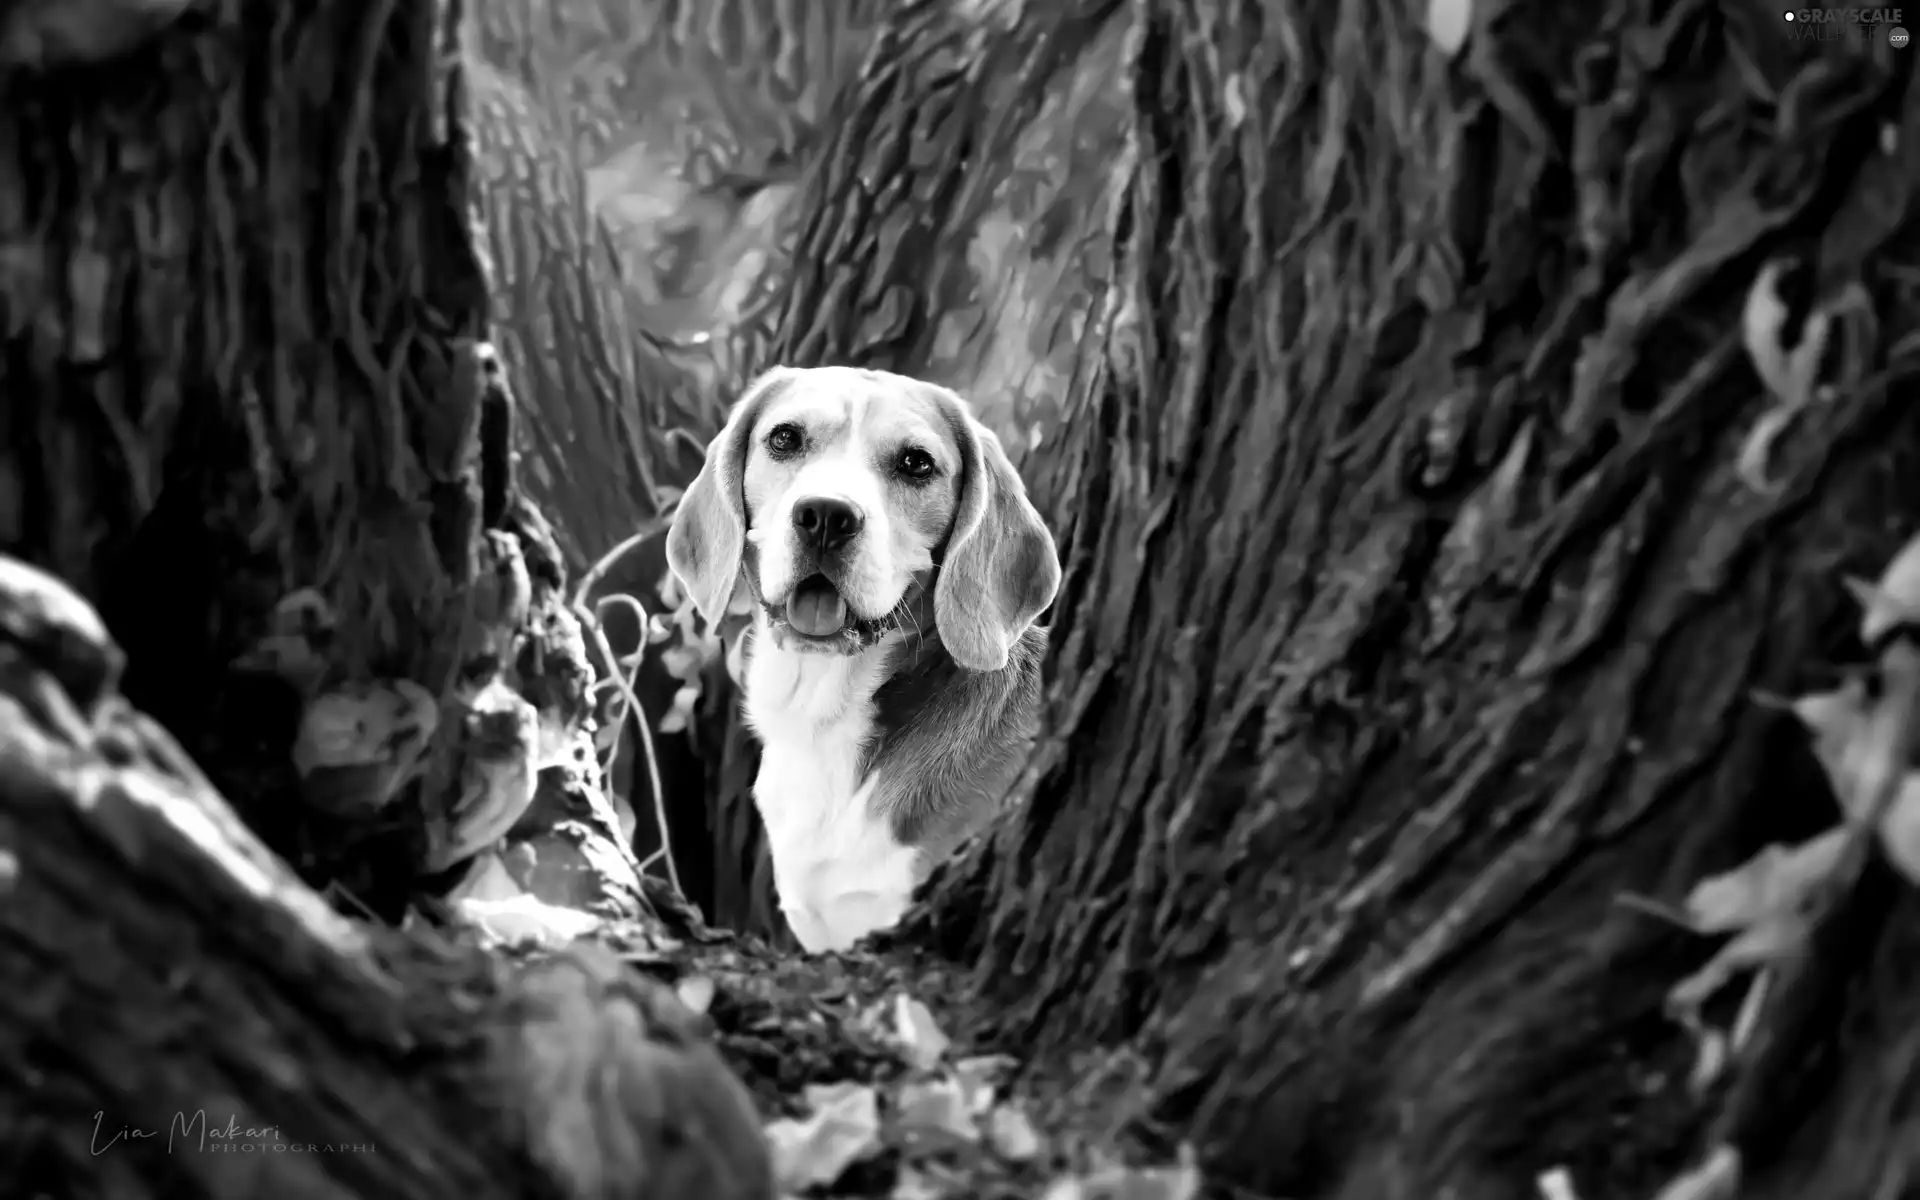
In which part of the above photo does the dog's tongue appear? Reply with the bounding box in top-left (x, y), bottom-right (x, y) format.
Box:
top-left (786, 580), bottom-right (848, 636)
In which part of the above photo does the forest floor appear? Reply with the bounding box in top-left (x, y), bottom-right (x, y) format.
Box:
top-left (570, 892), bottom-right (1198, 1200)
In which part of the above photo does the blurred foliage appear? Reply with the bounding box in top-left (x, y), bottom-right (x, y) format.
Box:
top-left (466, 54), bottom-right (711, 569)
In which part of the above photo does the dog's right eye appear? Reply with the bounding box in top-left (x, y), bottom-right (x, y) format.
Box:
top-left (766, 424), bottom-right (803, 456)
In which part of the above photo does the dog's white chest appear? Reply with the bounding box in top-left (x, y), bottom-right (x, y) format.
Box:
top-left (743, 638), bottom-right (919, 952)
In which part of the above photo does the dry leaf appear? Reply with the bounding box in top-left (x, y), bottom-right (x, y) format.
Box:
top-left (1741, 259), bottom-right (1825, 406)
top-left (1042, 1146), bottom-right (1202, 1200)
top-left (1681, 830), bottom-right (1847, 934)
top-left (1651, 1144), bottom-right (1740, 1200)
top-left (456, 894), bottom-right (603, 949)
top-left (895, 1078), bottom-right (978, 1147)
top-left (1665, 828), bottom-right (1847, 1088)
top-left (659, 683), bottom-right (701, 735)
top-left (675, 975), bottom-right (716, 1016)
top-left (893, 1166), bottom-right (945, 1200)
top-left (1877, 774), bottom-right (1920, 884)
top-left (765, 1082), bottom-right (883, 1191)
top-left (1783, 675), bottom-right (1873, 744)
top-left (1426, 0), bottom-right (1472, 56)
top-left (953, 1054), bottom-right (1016, 1113)
top-left (1221, 73), bottom-right (1248, 127)
top-left (893, 994), bottom-right (951, 1071)
top-left (1847, 531), bottom-right (1920, 643)
top-left (1536, 1167), bottom-right (1581, 1200)
top-left (1737, 259), bottom-right (1833, 492)
top-left (987, 1105), bottom-right (1043, 1162)
top-left (1776, 675), bottom-right (1920, 876)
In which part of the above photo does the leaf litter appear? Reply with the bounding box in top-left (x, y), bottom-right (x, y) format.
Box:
top-left (1635, 533), bottom-right (1920, 1199)
top-left (759, 976), bottom-right (1204, 1197)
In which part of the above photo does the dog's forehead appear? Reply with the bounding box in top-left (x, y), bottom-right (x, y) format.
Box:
top-left (755, 369), bottom-right (962, 455)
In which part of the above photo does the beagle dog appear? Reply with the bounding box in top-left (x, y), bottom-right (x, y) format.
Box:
top-left (666, 365), bottom-right (1061, 952)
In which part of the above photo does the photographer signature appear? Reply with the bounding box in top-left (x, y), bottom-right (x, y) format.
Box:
top-left (91, 1111), bottom-right (284, 1155)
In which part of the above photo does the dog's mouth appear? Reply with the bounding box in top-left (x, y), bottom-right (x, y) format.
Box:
top-left (785, 575), bottom-right (850, 637)
top-left (769, 575), bottom-right (894, 649)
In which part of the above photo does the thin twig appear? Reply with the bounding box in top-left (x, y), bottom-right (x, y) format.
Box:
top-left (577, 591), bottom-right (679, 899)
top-left (569, 516), bottom-right (671, 613)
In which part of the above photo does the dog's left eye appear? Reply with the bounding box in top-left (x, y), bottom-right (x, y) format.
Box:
top-left (766, 424), bottom-right (803, 455)
top-left (896, 449), bottom-right (937, 480)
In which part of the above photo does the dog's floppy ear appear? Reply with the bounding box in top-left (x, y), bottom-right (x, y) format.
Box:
top-left (667, 367), bottom-right (798, 626)
top-left (934, 397), bottom-right (1062, 671)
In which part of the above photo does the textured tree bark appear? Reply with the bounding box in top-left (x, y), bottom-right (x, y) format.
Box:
top-left (891, 3), bottom-right (1920, 1200)
top-left (0, 6), bottom-right (771, 1197)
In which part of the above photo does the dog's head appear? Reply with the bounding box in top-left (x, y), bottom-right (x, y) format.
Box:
top-left (667, 365), bottom-right (1060, 671)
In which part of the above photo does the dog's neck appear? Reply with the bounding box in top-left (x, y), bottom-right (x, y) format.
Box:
top-left (744, 612), bottom-right (903, 725)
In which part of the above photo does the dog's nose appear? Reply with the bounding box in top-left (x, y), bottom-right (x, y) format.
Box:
top-left (791, 496), bottom-right (864, 554)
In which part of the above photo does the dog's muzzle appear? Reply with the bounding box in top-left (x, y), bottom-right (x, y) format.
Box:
top-left (764, 573), bottom-right (896, 652)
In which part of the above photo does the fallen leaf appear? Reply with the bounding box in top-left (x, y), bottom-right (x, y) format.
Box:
top-left (987, 1104), bottom-right (1043, 1162)
top-left (951, 1055), bottom-right (1013, 1114)
top-left (675, 975), bottom-right (716, 1016)
top-left (659, 683), bottom-right (700, 735)
top-left (1041, 1146), bottom-right (1202, 1200)
top-left (1847, 531), bottom-right (1920, 643)
top-left (893, 1166), bottom-right (944, 1200)
top-left (456, 894), bottom-right (603, 949)
top-left (765, 1082), bottom-right (882, 1191)
top-left (1651, 1144), bottom-right (1740, 1200)
top-left (1681, 830), bottom-right (1847, 934)
top-left (1876, 774), bottom-right (1920, 884)
top-left (895, 1078), bottom-right (978, 1147)
top-left (1426, 0), bottom-right (1472, 56)
top-left (1781, 676), bottom-right (1882, 808)
top-left (1664, 828), bottom-right (1848, 1088)
top-left (1537, 1166), bottom-right (1580, 1200)
top-left (1221, 72), bottom-right (1248, 128)
top-left (1741, 259), bottom-right (1825, 406)
top-left (893, 994), bottom-right (951, 1071)
top-left (1737, 259), bottom-right (1832, 492)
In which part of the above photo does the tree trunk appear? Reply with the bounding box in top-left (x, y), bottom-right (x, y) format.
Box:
top-left (0, 7), bottom-right (771, 1196)
top-left (884, 3), bottom-right (1920, 1200)
top-left (0, 556), bottom-right (769, 1199)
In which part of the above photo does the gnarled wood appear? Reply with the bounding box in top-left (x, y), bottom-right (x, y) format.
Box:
top-left (0, 557), bottom-right (772, 1200)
